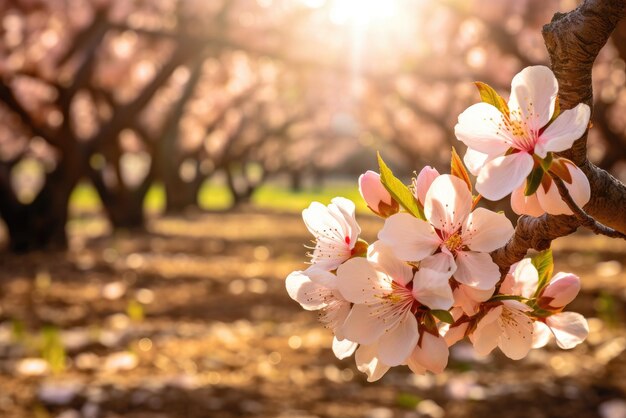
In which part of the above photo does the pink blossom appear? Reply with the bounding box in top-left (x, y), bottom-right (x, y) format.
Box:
top-left (285, 267), bottom-right (357, 359)
top-left (413, 166), bottom-right (440, 206)
top-left (302, 197), bottom-right (361, 271)
top-left (336, 242), bottom-right (453, 366)
top-left (379, 175), bottom-right (514, 290)
top-left (536, 163), bottom-right (591, 215)
top-left (455, 65), bottom-right (590, 201)
top-left (358, 170), bottom-right (399, 217)
top-left (512, 162), bottom-right (590, 216)
top-left (498, 259), bottom-right (588, 350)
top-left (470, 300), bottom-right (534, 360)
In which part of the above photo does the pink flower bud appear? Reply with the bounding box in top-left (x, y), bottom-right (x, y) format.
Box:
top-left (413, 166), bottom-right (440, 205)
top-left (358, 171), bottom-right (398, 217)
top-left (538, 272), bottom-right (581, 309)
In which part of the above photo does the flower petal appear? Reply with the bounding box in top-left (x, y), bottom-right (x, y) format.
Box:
top-left (367, 241), bottom-right (414, 287)
top-left (510, 258), bottom-right (539, 299)
top-left (470, 305), bottom-right (502, 356)
top-left (511, 184), bottom-right (545, 217)
top-left (337, 258), bottom-right (389, 304)
top-left (412, 267), bottom-right (455, 310)
top-left (454, 102), bottom-right (514, 155)
top-left (535, 103), bottom-right (591, 158)
top-left (377, 313), bottom-right (419, 366)
top-left (306, 266), bottom-right (339, 289)
top-left (546, 312), bottom-right (588, 349)
top-left (536, 163), bottom-right (590, 215)
top-left (424, 175), bottom-right (472, 234)
top-left (342, 304), bottom-right (389, 345)
top-left (414, 166), bottom-right (440, 206)
top-left (463, 207), bottom-right (514, 252)
top-left (476, 152), bottom-right (534, 201)
top-left (453, 284), bottom-right (494, 316)
top-left (443, 322), bottom-right (469, 347)
top-left (410, 332), bottom-right (449, 374)
top-left (498, 305), bottom-right (533, 360)
top-left (378, 213), bottom-right (440, 262)
top-left (285, 270), bottom-right (331, 310)
top-left (463, 148), bottom-right (490, 177)
top-left (420, 252), bottom-right (457, 277)
top-left (508, 65), bottom-right (558, 133)
top-left (332, 337), bottom-right (358, 360)
top-left (532, 321), bottom-right (551, 349)
top-left (454, 251), bottom-right (500, 290)
top-left (331, 197), bottom-right (361, 247)
top-left (355, 343), bottom-right (390, 382)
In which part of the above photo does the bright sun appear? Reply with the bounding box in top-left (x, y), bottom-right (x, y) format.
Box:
top-left (330, 0), bottom-right (397, 25)
top-left (301, 0), bottom-right (398, 26)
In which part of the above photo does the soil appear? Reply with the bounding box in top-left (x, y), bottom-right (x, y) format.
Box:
top-left (1, 209), bottom-right (626, 418)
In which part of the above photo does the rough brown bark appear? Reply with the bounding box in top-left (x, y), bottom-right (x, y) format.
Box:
top-left (492, 0), bottom-right (626, 272)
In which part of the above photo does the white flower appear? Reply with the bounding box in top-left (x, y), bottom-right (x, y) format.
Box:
top-left (455, 65), bottom-right (590, 201)
top-left (285, 267), bottom-right (357, 359)
top-left (470, 299), bottom-right (534, 360)
top-left (499, 258), bottom-right (588, 350)
top-left (379, 174), bottom-right (514, 290)
top-left (302, 197), bottom-right (361, 271)
top-left (511, 161), bottom-right (591, 216)
top-left (336, 242), bottom-right (453, 367)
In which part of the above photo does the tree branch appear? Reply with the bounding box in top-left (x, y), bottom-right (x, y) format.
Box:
top-left (491, 0), bottom-right (626, 273)
top-left (549, 173), bottom-right (626, 239)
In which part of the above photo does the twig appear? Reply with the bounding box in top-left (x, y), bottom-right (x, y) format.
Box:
top-left (549, 172), bottom-right (626, 239)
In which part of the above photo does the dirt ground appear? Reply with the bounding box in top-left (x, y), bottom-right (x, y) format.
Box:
top-left (1, 208), bottom-right (626, 418)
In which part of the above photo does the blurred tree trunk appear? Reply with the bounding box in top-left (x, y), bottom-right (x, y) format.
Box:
top-left (289, 170), bottom-right (303, 192)
top-left (225, 163), bottom-right (265, 209)
top-left (159, 58), bottom-right (206, 214)
top-left (0, 154), bottom-right (81, 252)
top-left (164, 167), bottom-right (205, 213)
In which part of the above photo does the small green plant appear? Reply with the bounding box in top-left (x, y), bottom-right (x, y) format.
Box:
top-left (40, 326), bottom-right (66, 374)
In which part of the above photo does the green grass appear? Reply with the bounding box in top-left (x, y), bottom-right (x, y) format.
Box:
top-left (69, 180), bottom-right (370, 214)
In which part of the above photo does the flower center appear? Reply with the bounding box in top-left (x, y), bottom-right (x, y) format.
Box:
top-left (508, 109), bottom-right (539, 152)
top-left (444, 233), bottom-right (464, 253)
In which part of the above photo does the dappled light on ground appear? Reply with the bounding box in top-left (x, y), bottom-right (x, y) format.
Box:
top-left (0, 211), bottom-right (626, 417)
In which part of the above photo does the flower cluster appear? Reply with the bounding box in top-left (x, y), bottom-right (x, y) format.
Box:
top-left (285, 66), bottom-right (591, 381)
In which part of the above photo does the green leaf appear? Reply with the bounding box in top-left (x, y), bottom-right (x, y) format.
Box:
top-left (430, 309), bottom-right (454, 324)
top-left (489, 294), bottom-right (529, 302)
top-left (474, 81), bottom-right (509, 115)
top-left (378, 152), bottom-right (425, 219)
top-left (451, 147), bottom-right (472, 193)
top-left (540, 153), bottom-right (553, 172)
top-left (524, 165), bottom-right (544, 196)
top-left (532, 249), bottom-right (554, 293)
